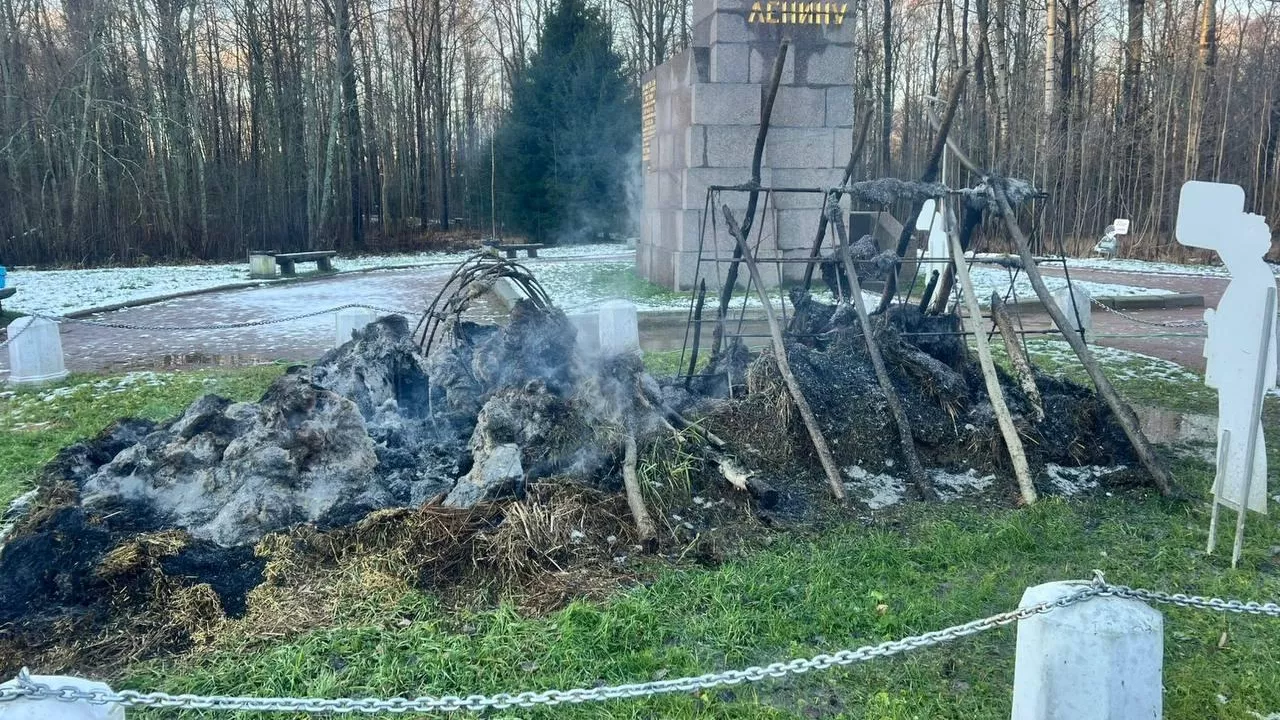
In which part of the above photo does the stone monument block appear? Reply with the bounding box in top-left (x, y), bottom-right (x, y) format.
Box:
top-left (748, 44), bottom-right (797, 85)
top-left (770, 86), bottom-right (827, 127)
top-left (638, 0), bottom-right (859, 290)
top-left (691, 83), bottom-right (762, 125)
top-left (826, 86), bottom-right (854, 125)
top-left (711, 10), bottom-right (751, 43)
top-left (766, 127), bottom-right (835, 168)
top-left (704, 125), bottom-right (763, 167)
top-left (710, 42), bottom-right (751, 83)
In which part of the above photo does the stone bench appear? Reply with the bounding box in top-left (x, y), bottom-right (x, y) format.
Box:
top-left (497, 243), bottom-right (545, 259)
top-left (249, 250), bottom-right (337, 278)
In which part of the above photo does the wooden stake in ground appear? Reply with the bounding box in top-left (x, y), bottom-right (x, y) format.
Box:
top-left (991, 180), bottom-right (1177, 496)
top-left (991, 292), bottom-right (1044, 422)
top-left (722, 205), bottom-right (847, 502)
top-left (827, 200), bottom-right (937, 501)
top-left (621, 432), bottom-right (658, 549)
top-left (945, 221), bottom-right (1037, 504)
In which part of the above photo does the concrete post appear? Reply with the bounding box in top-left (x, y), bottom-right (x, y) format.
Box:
top-left (1011, 581), bottom-right (1163, 720)
top-left (248, 253), bottom-right (277, 279)
top-left (568, 311), bottom-right (601, 357)
top-left (0, 675), bottom-right (124, 719)
top-left (1051, 286), bottom-right (1093, 337)
top-left (7, 317), bottom-right (69, 385)
top-left (597, 300), bottom-right (640, 357)
top-left (334, 308), bottom-right (379, 347)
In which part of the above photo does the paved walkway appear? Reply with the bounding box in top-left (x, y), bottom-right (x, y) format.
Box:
top-left (1025, 266), bottom-right (1250, 373)
top-left (1, 266), bottom-right (484, 373)
top-left (0, 257), bottom-right (1267, 376)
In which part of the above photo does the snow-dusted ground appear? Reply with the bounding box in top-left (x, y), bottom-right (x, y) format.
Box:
top-left (4, 245), bottom-right (1220, 320)
top-left (1063, 257), bottom-right (1232, 277)
top-left (4, 244), bottom-right (628, 317)
top-left (967, 265), bottom-right (1169, 304)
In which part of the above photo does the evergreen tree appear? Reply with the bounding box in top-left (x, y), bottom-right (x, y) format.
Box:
top-left (498, 0), bottom-right (639, 243)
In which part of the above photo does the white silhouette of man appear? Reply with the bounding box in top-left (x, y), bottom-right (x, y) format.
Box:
top-left (1176, 181), bottom-right (1276, 513)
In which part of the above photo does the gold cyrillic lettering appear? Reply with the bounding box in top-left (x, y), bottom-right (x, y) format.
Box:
top-left (748, 1), bottom-right (762, 22)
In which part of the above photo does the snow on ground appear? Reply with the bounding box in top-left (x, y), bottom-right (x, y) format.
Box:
top-left (1065, 257), bottom-right (1280, 278)
top-left (4, 244), bottom-right (630, 317)
top-left (1024, 338), bottom-right (1205, 386)
top-left (967, 265), bottom-right (1170, 304)
top-left (1045, 464), bottom-right (1125, 496)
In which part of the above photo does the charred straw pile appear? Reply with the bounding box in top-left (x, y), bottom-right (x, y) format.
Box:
top-left (0, 254), bottom-right (1134, 674)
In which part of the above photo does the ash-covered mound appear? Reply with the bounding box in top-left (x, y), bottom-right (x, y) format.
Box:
top-left (694, 293), bottom-right (1135, 493)
top-left (0, 302), bottom-right (663, 660)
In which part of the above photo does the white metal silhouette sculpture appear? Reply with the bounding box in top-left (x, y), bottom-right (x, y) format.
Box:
top-left (1175, 181), bottom-right (1277, 567)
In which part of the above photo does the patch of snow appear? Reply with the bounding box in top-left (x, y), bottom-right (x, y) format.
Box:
top-left (1064, 257), bottom-right (1232, 278)
top-left (5, 244), bottom-right (633, 317)
top-left (843, 465), bottom-right (906, 509)
top-left (930, 468), bottom-right (996, 501)
top-left (1045, 464), bottom-right (1126, 496)
top-left (967, 266), bottom-right (1170, 306)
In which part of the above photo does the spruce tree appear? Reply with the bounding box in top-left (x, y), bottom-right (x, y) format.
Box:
top-left (498, 0), bottom-right (638, 243)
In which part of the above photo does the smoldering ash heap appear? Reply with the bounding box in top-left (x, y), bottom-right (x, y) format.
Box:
top-left (0, 253), bottom-right (1136, 671)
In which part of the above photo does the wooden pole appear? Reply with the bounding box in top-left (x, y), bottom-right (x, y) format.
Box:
top-left (723, 205), bottom-right (847, 501)
top-left (828, 198), bottom-right (938, 500)
top-left (948, 222), bottom-right (1038, 504)
top-left (991, 180), bottom-right (1176, 496)
top-left (991, 292), bottom-right (1044, 422)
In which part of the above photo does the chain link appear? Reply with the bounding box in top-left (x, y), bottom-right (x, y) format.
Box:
top-left (0, 584), bottom-right (1106, 714)
top-left (2, 304), bottom-right (418, 335)
top-left (1, 582), bottom-right (1276, 713)
top-left (1088, 296), bottom-right (1207, 329)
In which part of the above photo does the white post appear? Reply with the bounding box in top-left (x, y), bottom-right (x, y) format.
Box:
top-left (7, 317), bottom-right (69, 385)
top-left (1051, 286), bottom-right (1092, 338)
top-left (568, 311), bottom-right (601, 357)
top-left (597, 300), bottom-right (640, 357)
top-left (1011, 581), bottom-right (1162, 719)
top-left (0, 674), bottom-right (124, 719)
top-left (333, 308), bottom-right (379, 347)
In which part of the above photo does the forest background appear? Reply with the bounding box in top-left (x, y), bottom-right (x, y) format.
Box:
top-left (1, 0), bottom-right (1277, 266)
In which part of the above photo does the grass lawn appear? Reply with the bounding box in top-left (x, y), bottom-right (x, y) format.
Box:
top-left (2, 345), bottom-right (1278, 719)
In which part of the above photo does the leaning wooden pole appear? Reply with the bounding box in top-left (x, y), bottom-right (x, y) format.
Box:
top-left (622, 432), bottom-right (658, 549)
top-left (723, 205), bottom-right (847, 502)
top-left (828, 199), bottom-right (938, 501)
top-left (800, 108), bottom-right (875, 290)
top-left (991, 292), bottom-right (1044, 422)
top-left (875, 66), bottom-right (970, 314)
top-left (711, 42), bottom-right (790, 357)
top-left (991, 180), bottom-right (1177, 497)
top-left (946, 222), bottom-right (1037, 504)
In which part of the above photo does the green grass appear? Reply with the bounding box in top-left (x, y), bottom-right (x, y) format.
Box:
top-left (126, 484), bottom-right (1280, 719)
top-left (6, 347), bottom-right (1280, 718)
top-left (0, 364), bottom-right (285, 507)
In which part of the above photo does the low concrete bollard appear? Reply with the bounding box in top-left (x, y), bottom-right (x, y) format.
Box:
top-left (1011, 581), bottom-right (1163, 720)
top-left (568, 311), bottom-right (601, 356)
top-left (0, 675), bottom-right (124, 719)
top-left (1052, 286), bottom-right (1093, 337)
top-left (597, 300), bottom-right (640, 357)
top-left (6, 317), bottom-right (69, 385)
top-left (334, 308), bottom-right (379, 347)
top-left (249, 253), bottom-right (277, 279)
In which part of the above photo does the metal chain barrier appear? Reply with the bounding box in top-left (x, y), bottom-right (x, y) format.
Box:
top-left (0, 578), bottom-right (1275, 713)
top-left (1088, 296), bottom-right (1207, 329)
top-left (0, 585), bottom-right (1103, 713)
top-left (1, 304), bottom-right (418, 339)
